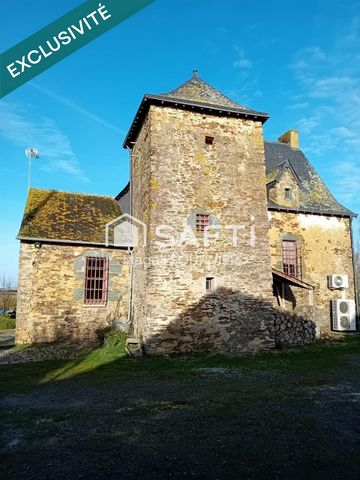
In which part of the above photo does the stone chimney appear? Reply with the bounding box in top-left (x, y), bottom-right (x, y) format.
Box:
top-left (278, 130), bottom-right (299, 149)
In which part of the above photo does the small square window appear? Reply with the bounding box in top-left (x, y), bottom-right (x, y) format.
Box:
top-left (196, 214), bottom-right (210, 233)
top-left (205, 136), bottom-right (214, 145)
top-left (284, 188), bottom-right (292, 200)
top-left (206, 277), bottom-right (215, 294)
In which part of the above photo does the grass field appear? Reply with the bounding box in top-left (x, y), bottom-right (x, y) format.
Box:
top-left (1, 335), bottom-right (360, 396)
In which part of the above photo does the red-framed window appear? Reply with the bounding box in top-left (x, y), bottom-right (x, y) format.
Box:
top-left (282, 240), bottom-right (298, 278)
top-left (84, 257), bottom-right (109, 305)
top-left (196, 214), bottom-right (210, 233)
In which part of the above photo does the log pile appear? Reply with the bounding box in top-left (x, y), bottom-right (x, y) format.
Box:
top-left (274, 311), bottom-right (316, 347)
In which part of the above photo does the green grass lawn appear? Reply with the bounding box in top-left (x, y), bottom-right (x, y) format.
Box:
top-left (0, 314), bottom-right (15, 330)
top-left (1, 334), bottom-right (360, 398)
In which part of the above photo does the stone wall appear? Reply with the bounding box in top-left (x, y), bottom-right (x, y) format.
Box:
top-left (273, 309), bottom-right (316, 347)
top-left (269, 211), bottom-right (356, 335)
top-left (268, 167), bottom-right (300, 209)
top-left (16, 242), bottom-right (129, 345)
top-left (131, 105), bottom-right (275, 355)
top-left (131, 110), bottom-right (152, 347)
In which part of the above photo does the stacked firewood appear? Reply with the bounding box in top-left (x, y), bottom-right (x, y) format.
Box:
top-left (274, 311), bottom-right (316, 347)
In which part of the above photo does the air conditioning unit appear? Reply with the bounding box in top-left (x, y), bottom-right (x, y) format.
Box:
top-left (331, 299), bottom-right (356, 331)
top-left (328, 274), bottom-right (349, 289)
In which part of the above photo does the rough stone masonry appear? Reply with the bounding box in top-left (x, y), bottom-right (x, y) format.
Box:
top-left (15, 71), bottom-right (357, 352)
top-left (129, 104), bottom-right (275, 355)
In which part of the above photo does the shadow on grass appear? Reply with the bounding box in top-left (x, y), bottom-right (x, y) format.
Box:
top-left (1, 334), bottom-right (360, 399)
top-left (2, 287), bottom-right (359, 398)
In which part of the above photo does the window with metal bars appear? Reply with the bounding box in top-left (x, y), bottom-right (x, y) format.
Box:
top-left (282, 240), bottom-right (300, 278)
top-left (196, 214), bottom-right (210, 233)
top-left (84, 257), bottom-right (109, 305)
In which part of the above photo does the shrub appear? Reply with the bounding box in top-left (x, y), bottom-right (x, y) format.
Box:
top-left (103, 330), bottom-right (128, 351)
top-left (0, 314), bottom-right (16, 330)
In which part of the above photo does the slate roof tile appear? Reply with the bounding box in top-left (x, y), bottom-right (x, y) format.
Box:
top-left (265, 141), bottom-right (354, 216)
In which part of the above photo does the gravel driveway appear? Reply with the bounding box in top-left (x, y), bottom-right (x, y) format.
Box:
top-left (1, 350), bottom-right (360, 479)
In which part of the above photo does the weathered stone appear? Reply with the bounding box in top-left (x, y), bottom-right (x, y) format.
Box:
top-left (125, 338), bottom-right (143, 357)
top-left (113, 318), bottom-right (131, 333)
top-left (269, 212), bottom-right (355, 336)
top-left (16, 243), bottom-right (130, 345)
top-left (130, 105), bottom-right (275, 355)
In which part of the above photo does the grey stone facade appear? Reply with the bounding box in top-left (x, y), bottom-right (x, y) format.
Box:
top-left (130, 105), bottom-right (275, 355)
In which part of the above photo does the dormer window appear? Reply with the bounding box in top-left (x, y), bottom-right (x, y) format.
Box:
top-left (284, 188), bottom-right (292, 200)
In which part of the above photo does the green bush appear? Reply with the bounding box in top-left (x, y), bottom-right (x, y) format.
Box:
top-left (103, 330), bottom-right (128, 351)
top-left (0, 314), bottom-right (16, 330)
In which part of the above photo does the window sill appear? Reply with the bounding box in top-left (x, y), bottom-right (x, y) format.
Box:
top-left (83, 304), bottom-right (108, 308)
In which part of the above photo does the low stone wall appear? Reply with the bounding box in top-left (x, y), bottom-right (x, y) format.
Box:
top-left (274, 310), bottom-right (316, 347)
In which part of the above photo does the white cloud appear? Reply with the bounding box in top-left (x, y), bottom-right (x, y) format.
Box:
top-left (30, 83), bottom-right (125, 135)
top-left (296, 115), bottom-right (321, 135)
top-left (289, 47), bottom-right (327, 84)
top-left (233, 47), bottom-right (252, 69)
top-left (0, 101), bottom-right (88, 182)
top-left (289, 32), bottom-right (360, 144)
top-left (287, 102), bottom-right (310, 110)
top-left (330, 157), bottom-right (360, 205)
top-left (287, 26), bottom-right (360, 219)
top-left (310, 76), bottom-right (356, 98)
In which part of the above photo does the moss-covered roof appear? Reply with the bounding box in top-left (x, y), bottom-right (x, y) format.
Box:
top-left (265, 141), bottom-right (355, 217)
top-left (18, 189), bottom-right (121, 244)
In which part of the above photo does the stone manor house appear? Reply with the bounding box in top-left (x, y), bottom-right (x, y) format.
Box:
top-left (16, 71), bottom-right (358, 354)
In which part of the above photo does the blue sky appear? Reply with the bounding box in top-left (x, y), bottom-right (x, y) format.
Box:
top-left (1, 0), bottom-right (359, 279)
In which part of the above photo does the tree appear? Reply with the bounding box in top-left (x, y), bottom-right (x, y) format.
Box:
top-left (0, 274), bottom-right (17, 310)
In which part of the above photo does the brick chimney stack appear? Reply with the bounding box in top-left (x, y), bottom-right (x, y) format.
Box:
top-left (278, 130), bottom-right (299, 149)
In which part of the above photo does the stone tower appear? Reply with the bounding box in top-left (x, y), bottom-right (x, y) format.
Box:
top-left (124, 70), bottom-right (275, 355)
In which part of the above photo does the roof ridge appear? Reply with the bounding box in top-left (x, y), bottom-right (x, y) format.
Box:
top-left (160, 72), bottom-right (250, 111)
top-left (265, 140), bottom-right (292, 147)
top-left (29, 187), bottom-right (115, 199)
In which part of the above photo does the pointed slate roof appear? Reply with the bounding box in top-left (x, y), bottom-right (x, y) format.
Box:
top-left (124, 70), bottom-right (269, 148)
top-left (265, 141), bottom-right (355, 217)
top-left (156, 70), bottom-right (263, 115)
top-left (266, 159), bottom-right (301, 186)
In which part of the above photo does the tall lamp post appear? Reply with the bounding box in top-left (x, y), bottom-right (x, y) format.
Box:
top-left (25, 148), bottom-right (40, 191)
